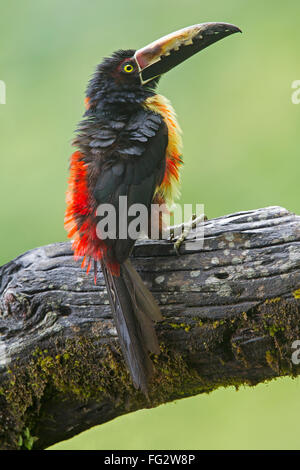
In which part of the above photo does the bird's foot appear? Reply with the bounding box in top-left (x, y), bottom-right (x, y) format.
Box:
top-left (169, 213), bottom-right (207, 255)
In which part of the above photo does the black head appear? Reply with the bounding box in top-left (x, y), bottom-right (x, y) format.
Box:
top-left (85, 49), bottom-right (158, 115)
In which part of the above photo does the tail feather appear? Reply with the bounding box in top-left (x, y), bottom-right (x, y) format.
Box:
top-left (101, 260), bottom-right (162, 394)
top-left (123, 260), bottom-right (163, 324)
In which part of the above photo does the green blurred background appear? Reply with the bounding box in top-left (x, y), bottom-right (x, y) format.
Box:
top-left (1, 0), bottom-right (299, 450)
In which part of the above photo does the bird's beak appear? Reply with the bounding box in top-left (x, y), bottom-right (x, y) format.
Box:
top-left (134, 22), bottom-right (241, 85)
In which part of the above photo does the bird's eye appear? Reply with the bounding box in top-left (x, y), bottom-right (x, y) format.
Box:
top-left (123, 63), bottom-right (134, 73)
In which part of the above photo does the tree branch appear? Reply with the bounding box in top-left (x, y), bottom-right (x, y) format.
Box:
top-left (0, 206), bottom-right (300, 449)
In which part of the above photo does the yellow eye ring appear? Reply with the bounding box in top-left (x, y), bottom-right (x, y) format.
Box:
top-left (124, 63), bottom-right (134, 73)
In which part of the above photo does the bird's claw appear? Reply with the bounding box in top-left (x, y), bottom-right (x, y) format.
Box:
top-left (169, 213), bottom-right (207, 255)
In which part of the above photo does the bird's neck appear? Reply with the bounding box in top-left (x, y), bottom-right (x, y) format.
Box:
top-left (86, 85), bottom-right (156, 120)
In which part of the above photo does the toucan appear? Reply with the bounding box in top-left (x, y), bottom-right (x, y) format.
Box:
top-left (65, 22), bottom-right (241, 394)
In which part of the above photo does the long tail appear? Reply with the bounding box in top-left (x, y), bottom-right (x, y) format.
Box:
top-left (101, 259), bottom-right (163, 394)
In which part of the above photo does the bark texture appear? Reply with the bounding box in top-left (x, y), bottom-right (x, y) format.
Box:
top-left (0, 206), bottom-right (300, 449)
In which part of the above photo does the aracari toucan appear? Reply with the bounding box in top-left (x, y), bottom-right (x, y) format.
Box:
top-left (65, 22), bottom-right (241, 394)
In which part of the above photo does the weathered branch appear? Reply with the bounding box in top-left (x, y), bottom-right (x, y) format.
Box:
top-left (0, 206), bottom-right (300, 450)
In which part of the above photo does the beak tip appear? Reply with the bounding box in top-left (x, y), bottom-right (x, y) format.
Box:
top-left (203, 22), bottom-right (242, 35)
top-left (228, 24), bottom-right (242, 34)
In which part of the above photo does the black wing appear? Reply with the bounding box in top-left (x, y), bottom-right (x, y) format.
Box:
top-left (93, 110), bottom-right (167, 393)
top-left (93, 110), bottom-right (168, 264)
